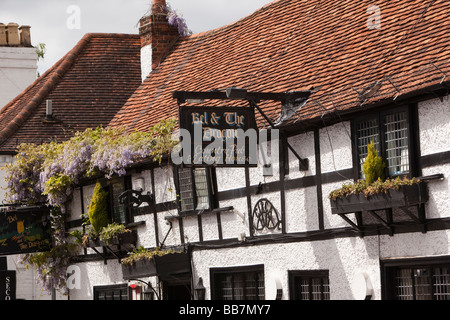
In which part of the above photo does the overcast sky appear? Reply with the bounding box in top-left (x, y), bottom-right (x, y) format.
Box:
top-left (0, 0), bottom-right (274, 74)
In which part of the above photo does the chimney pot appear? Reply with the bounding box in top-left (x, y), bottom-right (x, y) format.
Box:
top-left (6, 23), bottom-right (20, 46)
top-left (19, 25), bottom-right (32, 47)
top-left (0, 24), bottom-right (6, 46)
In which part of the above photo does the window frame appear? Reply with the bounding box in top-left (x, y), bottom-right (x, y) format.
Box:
top-left (381, 256), bottom-right (450, 300)
top-left (210, 265), bottom-right (265, 300)
top-left (352, 104), bottom-right (420, 181)
top-left (288, 270), bottom-right (330, 300)
top-left (173, 166), bottom-right (218, 215)
top-left (105, 175), bottom-right (134, 225)
top-left (93, 284), bottom-right (129, 300)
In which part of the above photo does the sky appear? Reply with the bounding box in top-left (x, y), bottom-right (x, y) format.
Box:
top-left (0, 0), bottom-right (274, 74)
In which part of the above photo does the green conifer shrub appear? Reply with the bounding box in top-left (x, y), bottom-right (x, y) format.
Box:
top-left (362, 140), bottom-right (385, 184)
top-left (88, 182), bottom-right (110, 233)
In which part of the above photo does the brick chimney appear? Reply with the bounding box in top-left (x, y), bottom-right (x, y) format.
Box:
top-left (139, 0), bottom-right (180, 81)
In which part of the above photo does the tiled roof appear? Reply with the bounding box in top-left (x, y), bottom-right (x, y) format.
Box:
top-left (110, 0), bottom-right (450, 132)
top-left (0, 33), bottom-right (141, 153)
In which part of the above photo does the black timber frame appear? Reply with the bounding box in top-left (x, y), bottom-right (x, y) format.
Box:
top-left (173, 88), bottom-right (311, 170)
top-left (68, 88), bottom-right (450, 264)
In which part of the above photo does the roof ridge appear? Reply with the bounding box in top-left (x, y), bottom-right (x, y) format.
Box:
top-left (0, 33), bottom-right (94, 145)
top-left (83, 33), bottom-right (140, 38)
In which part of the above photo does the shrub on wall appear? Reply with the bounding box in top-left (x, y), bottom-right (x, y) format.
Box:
top-left (88, 182), bottom-right (109, 233)
top-left (362, 140), bottom-right (385, 184)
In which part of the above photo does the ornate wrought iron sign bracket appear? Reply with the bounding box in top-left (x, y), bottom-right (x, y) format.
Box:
top-left (119, 189), bottom-right (154, 208)
top-left (251, 198), bottom-right (282, 233)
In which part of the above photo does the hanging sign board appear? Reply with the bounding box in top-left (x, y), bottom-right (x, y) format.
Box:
top-left (178, 106), bottom-right (257, 167)
top-left (0, 271), bottom-right (16, 300)
top-left (0, 207), bottom-right (52, 255)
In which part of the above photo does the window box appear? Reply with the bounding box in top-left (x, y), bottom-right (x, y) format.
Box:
top-left (156, 252), bottom-right (191, 279)
top-left (87, 229), bottom-right (138, 248)
top-left (122, 258), bottom-right (157, 280)
top-left (121, 252), bottom-right (190, 280)
top-left (330, 181), bottom-right (428, 215)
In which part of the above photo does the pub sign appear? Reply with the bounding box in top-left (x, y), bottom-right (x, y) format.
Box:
top-left (0, 207), bottom-right (52, 255)
top-left (178, 106), bottom-right (257, 166)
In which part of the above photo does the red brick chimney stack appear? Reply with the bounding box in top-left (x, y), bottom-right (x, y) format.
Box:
top-left (139, 0), bottom-right (180, 81)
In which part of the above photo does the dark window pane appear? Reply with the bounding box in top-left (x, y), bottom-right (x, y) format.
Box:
top-left (111, 180), bottom-right (127, 224)
top-left (179, 168), bottom-right (194, 211)
top-left (214, 270), bottom-right (264, 300)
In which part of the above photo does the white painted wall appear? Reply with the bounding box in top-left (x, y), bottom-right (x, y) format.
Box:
top-left (0, 46), bottom-right (37, 109)
top-left (140, 44), bottom-right (152, 82)
top-left (419, 96), bottom-right (450, 219)
top-left (419, 96), bottom-right (450, 157)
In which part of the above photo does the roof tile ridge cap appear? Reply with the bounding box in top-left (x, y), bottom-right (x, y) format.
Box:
top-left (188, 0), bottom-right (283, 39)
top-left (86, 32), bottom-right (140, 38)
top-left (0, 33), bottom-right (94, 142)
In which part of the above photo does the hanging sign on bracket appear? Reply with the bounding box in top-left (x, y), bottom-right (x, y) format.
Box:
top-left (177, 106), bottom-right (258, 167)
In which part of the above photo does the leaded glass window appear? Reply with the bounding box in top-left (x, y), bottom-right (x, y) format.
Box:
top-left (289, 270), bottom-right (330, 300)
top-left (355, 109), bottom-right (410, 178)
top-left (384, 111), bottom-right (409, 175)
top-left (393, 266), bottom-right (450, 300)
top-left (212, 267), bottom-right (265, 300)
top-left (94, 284), bottom-right (129, 300)
top-left (178, 167), bottom-right (214, 212)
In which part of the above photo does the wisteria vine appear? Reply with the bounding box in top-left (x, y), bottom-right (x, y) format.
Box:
top-left (163, 4), bottom-right (192, 37)
top-left (4, 118), bottom-right (178, 294)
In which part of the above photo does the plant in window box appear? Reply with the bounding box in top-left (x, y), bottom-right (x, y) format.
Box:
top-left (329, 141), bottom-right (427, 214)
top-left (121, 246), bottom-right (189, 280)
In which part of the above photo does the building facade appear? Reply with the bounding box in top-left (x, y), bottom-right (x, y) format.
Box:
top-left (2, 0), bottom-right (450, 301)
top-left (65, 0), bottom-right (450, 300)
top-left (66, 94), bottom-right (450, 300)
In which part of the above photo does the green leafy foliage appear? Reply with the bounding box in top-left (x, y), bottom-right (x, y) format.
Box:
top-left (121, 246), bottom-right (178, 266)
top-left (22, 243), bottom-right (80, 294)
top-left (4, 119), bottom-right (178, 210)
top-left (362, 140), bottom-right (385, 184)
top-left (7, 119), bottom-right (178, 295)
top-left (98, 223), bottom-right (130, 245)
top-left (329, 176), bottom-right (420, 200)
top-left (88, 182), bottom-right (109, 233)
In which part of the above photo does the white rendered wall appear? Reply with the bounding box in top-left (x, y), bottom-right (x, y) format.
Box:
top-left (0, 47), bottom-right (37, 109)
top-left (319, 121), bottom-right (353, 174)
top-left (419, 96), bottom-right (450, 156)
top-left (419, 96), bottom-right (450, 219)
top-left (140, 44), bottom-right (152, 82)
